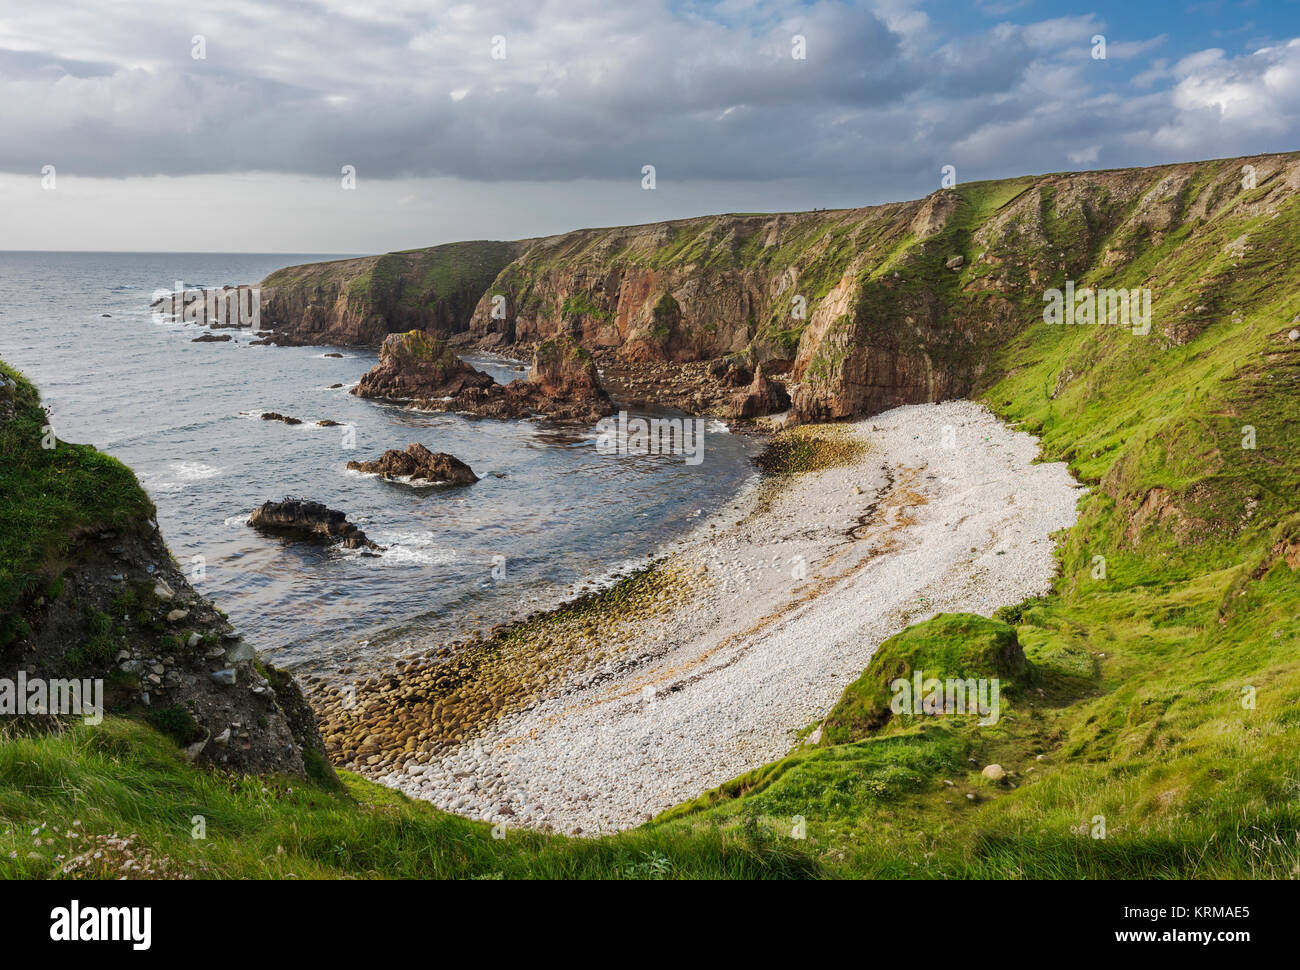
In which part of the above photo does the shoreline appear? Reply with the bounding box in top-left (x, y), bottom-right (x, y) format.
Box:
top-left (308, 399), bottom-right (1084, 834)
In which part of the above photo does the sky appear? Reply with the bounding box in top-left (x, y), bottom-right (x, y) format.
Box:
top-left (1, 0), bottom-right (1298, 253)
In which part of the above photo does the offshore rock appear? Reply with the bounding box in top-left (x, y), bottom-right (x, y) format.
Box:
top-left (347, 443), bottom-right (479, 484)
top-left (247, 499), bottom-right (382, 551)
top-left (355, 332), bottom-right (614, 424)
top-left (353, 330), bottom-right (496, 401)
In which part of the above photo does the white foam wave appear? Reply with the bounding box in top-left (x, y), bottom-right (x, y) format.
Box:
top-left (171, 461), bottom-right (221, 481)
top-left (365, 530), bottom-right (461, 566)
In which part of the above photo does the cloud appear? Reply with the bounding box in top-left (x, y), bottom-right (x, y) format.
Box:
top-left (1154, 38), bottom-right (1300, 150)
top-left (0, 0), bottom-right (1295, 198)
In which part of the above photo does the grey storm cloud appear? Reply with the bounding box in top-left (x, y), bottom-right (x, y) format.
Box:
top-left (0, 0), bottom-right (1298, 186)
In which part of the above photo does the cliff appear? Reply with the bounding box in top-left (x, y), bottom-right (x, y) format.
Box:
top-left (258, 240), bottom-right (525, 346)
top-left (0, 361), bottom-right (333, 780)
top-left (254, 151), bottom-right (1300, 424)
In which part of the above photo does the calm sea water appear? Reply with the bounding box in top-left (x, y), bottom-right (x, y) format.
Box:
top-left (0, 252), bottom-right (761, 675)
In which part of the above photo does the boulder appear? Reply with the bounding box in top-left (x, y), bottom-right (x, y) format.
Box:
top-left (347, 443), bottom-right (479, 484)
top-left (247, 499), bottom-right (382, 551)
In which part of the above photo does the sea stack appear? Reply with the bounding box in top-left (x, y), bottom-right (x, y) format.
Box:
top-left (353, 330), bottom-right (496, 401)
top-left (352, 330), bottom-right (615, 423)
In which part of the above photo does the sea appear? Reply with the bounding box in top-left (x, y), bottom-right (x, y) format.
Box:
top-left (0, 251), bottom-right (762, 676)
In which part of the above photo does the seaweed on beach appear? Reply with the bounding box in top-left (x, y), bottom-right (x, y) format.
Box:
top-left (755, 424), bottom-right (869, 475)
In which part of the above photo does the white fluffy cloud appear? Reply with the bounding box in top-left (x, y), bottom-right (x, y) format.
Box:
top-left (1, 1), bottom-right (1297, 250)
top-left (1159, 39), bottom-right (1300, 146)
top-left (0, 0), bottom-right (1290, 184)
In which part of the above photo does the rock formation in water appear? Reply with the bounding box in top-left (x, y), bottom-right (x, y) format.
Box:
top-left (354, 330), bottom-right (615, 423)
top-left (353, 330), bottom-right (497, 401)
top-left (248, 499), bottom-right (382, 551)
top-left (347, 443), bottom-right (478, 484)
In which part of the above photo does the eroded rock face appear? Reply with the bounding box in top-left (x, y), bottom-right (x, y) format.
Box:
top-left (433, 335), bottom-right (615, 423)
top-left (6, 521), bottom-right (332, 778)
top-left (449, 335), bottom-right (614, 423)
top-left (726, 363), bottom-right (791, 419)
top-left (347, 443), bottom-right (478, 484)
top-left (353, 330), bottom-right (496, 401)
top-left (503, 333), bottom-right (616, 422)
top-left (247, 151), bottom-right (1300, 424)
top-left (1, 365), bottom-right (333, 780)
top-left (248, 499), bottom-right (382, 551)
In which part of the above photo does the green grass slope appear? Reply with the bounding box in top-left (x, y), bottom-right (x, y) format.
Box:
top-left (0, 362), bottom-right (153, 648)
top-left (645, 157), bottom-right (1300, 878)
top-left (0, 720), bottom-right (818, 879)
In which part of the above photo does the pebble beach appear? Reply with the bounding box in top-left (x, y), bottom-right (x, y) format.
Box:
top-left (310, 400), bottom-right (1085, 834)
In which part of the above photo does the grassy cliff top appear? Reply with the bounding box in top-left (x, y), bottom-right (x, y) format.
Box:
top-left (260, 240), bottom-right (523, 314)
top-left (0, 362), bottom-right (154, 647)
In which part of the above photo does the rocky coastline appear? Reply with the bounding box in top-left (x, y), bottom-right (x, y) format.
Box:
top-left (0, 362), bottom-right (332, 779)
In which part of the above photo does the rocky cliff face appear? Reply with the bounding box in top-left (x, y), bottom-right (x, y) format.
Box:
top-left (10, 521), bottom-right (333, 777)
top-left (0, 363), bottom-right (333, 779)
top-left (255, 151), bottom-right (1300, 422)
top-left (258, 241), bottom-right (524, 347)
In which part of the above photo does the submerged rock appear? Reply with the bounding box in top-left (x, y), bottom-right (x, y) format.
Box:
top-left (347, 443), bottom-right (479, 484)
top-left (261, 411), bottom-right (302, 425)
top-left (192, 332), bottom-right (233, 343)
top-left (247, 499), bottom-right (383, 551)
